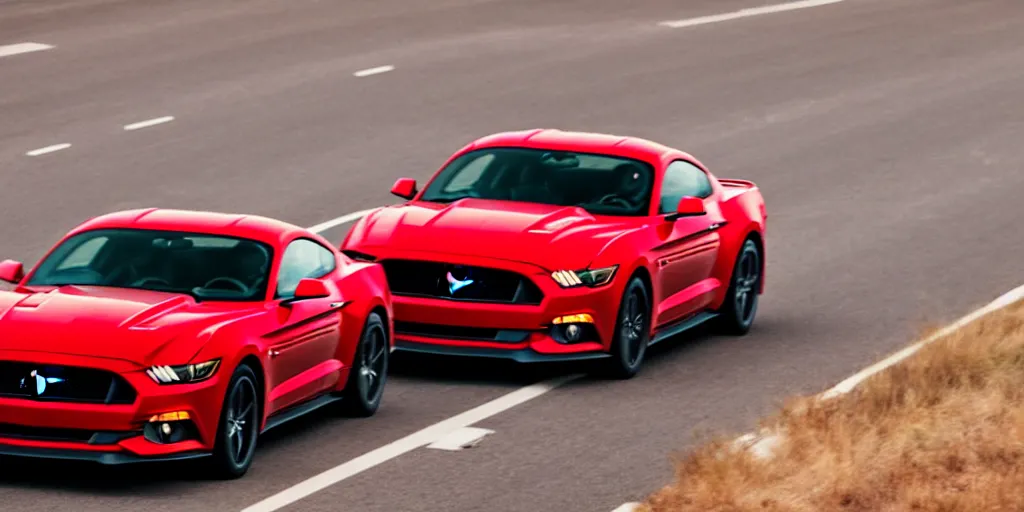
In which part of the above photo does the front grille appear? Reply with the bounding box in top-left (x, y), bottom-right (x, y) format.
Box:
top-left (0, 423), bottom-right (139, 445)
top-left (395, 321), bottom-right (532, 343)
top-left (0, 361), bottom-right (137, 405)
top-left (380, 260), bottom-right (544, 305)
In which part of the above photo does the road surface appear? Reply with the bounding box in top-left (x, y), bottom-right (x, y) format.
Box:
top-left (1, 0), bottom-right (1023, 510)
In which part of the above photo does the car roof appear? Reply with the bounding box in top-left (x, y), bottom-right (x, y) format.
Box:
top-left (462, 128), bottom-right (688, 165)
top-left (66, 208), bottom-right (310, 247)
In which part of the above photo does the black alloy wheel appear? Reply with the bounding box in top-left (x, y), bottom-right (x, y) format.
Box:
top-left (209, 364), bottom-right (261, 479)
top-left (717, 237), bottom-right (762, 335)
top-left (338, 311), bottom-right (389, 417)
top-left (597, 276), bottom-right (652, 380)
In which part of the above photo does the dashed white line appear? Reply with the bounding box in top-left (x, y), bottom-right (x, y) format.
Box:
top-left (25, 143), bottom-right (71, 156)
top-left (124, 116), bottom-right (175, 131)
top-left (353, 65), bottom-right (395, 78)
top-left (0, 42), bottom-right (54, 58)
top-left (242, 374), bottom-right (581, 512)
top-left (659, 0), bottom-right (844, 28)
top-left (426, 426), bottom-right (495, 451)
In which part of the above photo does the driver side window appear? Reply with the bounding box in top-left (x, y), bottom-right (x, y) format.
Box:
top-left (276, 239), bottom-right (336, 299)
top-left (659, 160), bottom-right (713, 213)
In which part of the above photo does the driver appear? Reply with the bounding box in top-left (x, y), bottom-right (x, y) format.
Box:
top-left (608, 163), bottom-right (648, 207)
top-left (231, 243), bottom-right (269, 291)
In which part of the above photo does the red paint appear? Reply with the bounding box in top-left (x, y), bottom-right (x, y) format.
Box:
top-left (0, 209), bottom-right (393, 463)
top-left (342, 129), bottom-right (767, 363)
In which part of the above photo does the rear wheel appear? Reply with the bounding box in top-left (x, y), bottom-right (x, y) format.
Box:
top-left (337, 312), bottom-right (389, 417)
top-left (596, 276), bottom-right (651, 380)
top-left (716, 237), bottom-right (762, 335)
top-left (208, 363), bottom-right (261, 479)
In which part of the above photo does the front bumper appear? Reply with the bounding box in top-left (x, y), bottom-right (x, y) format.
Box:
top-left (0, 351), bottom-right (226, 464)
top-left (388, 260), bottom-right (627, 363)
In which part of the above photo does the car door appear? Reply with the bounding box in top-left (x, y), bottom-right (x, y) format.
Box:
top-left (264, 238), bottom-right (344, 415)
top-left (651, 160), bottom-right (727, 328)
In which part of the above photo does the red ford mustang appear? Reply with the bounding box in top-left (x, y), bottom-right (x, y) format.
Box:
top-left (341, 129), bottom-right (767, 379)
top-left (0, 208), bottom-right (393, 478)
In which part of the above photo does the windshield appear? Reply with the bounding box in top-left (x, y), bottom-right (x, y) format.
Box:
top-left (26, 228), bottom-right (274, 301)
top-left (420, 147), bottom-right (655, 216)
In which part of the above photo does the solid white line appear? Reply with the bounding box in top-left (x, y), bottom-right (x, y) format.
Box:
top-left (242, 374), bottom-right (580, 512)
top-left (612, 503), bottom-right (642, 512)
top-left (819, 283), bottom-right (1024, 399)
top-left (353, 65), bottom-right (395, 77)
top-left (25, 143), bottom-right (71, 156)
top-left (306, 208), bottom-right (382, 234)
top-left (124, 116), bottom-right (175, 131)
top-left (0, 42), bottom-right (54, 58)
top-left (426, 426), bottom-right (494, 451)
top-left (659, 0), bottom-right (844, 28)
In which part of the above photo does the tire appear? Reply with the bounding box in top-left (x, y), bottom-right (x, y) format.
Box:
top-left (596, 276), bottom-right (652, 380)
top-left (716, 237), bottom-right (762, 335)
top-left (207, 363), bottom-right (261, 480)
top-left (337, 312), bottom-right (389, 417)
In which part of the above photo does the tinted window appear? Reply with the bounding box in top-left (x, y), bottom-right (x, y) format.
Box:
top-left (276, 239), bottom-right (337, 298)
top-left (659, 160), bottom-right (714, 213)
top-left (420, 147), bottom-right (655, 216)
top-left (27, 229), bottom-right (273, 301)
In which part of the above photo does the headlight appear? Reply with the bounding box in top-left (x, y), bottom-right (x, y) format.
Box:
top-left (550, 265), bottom-right (618, 288)
top-left (146, 359), bottom-right (221, 384)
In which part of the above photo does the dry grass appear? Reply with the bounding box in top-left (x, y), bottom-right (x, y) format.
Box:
top-left (642, 298), bottom-right (1024, 512)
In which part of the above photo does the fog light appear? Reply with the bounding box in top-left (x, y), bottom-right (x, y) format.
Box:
top-left (565, 324), bottom-right (581, 342)
top-left (144, 411), bottom-right (198, 444)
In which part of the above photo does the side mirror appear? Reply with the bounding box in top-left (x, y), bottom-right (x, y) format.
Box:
top-left (390, 178), bottom-right (418, 200)
top-left (281, 278), bottom-right (330, 306)
top-left (665, 196), bottom-right (706, 221)
top-left (0, 260), bottom-right (25, 284)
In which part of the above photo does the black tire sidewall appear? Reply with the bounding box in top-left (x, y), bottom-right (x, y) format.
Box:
top-left (723, 238), bottom-right (760, 333)
top-left (211, 364), bottom-right (260, 478)
top-left (610, 276), bottom-right (652, 376)
top-left (341, 311), bottom-right (388, 416)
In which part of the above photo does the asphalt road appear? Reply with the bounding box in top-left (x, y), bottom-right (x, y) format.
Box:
top-left (2, 0), bottom-right (1023, 511)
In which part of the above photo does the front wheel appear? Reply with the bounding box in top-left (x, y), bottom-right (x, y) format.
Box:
top-left (337, 311), bottom-right (389, 417)
top-left (716, 237), bottom-right (762, 335)
top-left (595, 276), bottom-right (652, 380)
top-left (207, 364), bottom-right (261, 479)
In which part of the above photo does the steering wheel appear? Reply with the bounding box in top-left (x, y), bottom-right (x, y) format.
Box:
top-left (130, 276), bottom-right (171, 288)
top-left (596, 194), bottom-right (632, 209)
top-left (202, 277), bottom-right (249, 293)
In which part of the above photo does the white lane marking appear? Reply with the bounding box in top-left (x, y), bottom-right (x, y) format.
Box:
top-left (353, 65), bottom-right (395, 77)
top-left (426, 426), bottom-right (494, 451)
top-left (124, 116), bottom-right (175, 131)
top-left (659, 0), bottom-right (844, 28)
top-left (242, 374), bottom-right (581, 512)
top-left (25, 143), bottom-right (71, 156)
top-left (604, 284), bottom-right (1024, 509)
top-left (0, 42), bottom-right (54, 58)
top-left (306, 207), bottom-right (381, 234)
top-left (819, 283), bottom-right (1024, 400)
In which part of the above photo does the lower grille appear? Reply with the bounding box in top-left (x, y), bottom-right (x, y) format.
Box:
top-left (0, 361), bottom-right (137, 405)
top-left (380, 259), bottom-right (544, 305)
top-left (395, 321), bottom-right (531, 343)
top-left (0, 423), bottom-right (139, 445)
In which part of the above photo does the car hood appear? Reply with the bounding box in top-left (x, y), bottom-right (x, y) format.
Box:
top-left (0, 286), bottom-right (263, 367)
top-left (347, 199), bottom-right (642, 270)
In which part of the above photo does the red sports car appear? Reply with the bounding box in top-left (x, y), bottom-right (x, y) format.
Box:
top-left (341, 129), bottom-right (766, 379)
top-left (0, 208), bottom-right (393, 478)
